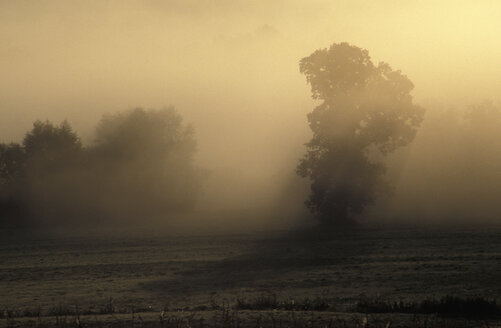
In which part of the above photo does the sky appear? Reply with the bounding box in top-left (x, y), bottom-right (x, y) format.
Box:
top-left (2, 0), bottom-right (501, 227)
top-left (3, 1), bottom-right (501, 136)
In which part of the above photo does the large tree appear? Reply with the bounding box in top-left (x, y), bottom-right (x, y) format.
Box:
top-left (297, 43), bottom-right (424, 225)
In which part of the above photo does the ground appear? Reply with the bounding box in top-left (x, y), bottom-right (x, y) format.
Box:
top-left (1, 226), bottom-right (501, 327)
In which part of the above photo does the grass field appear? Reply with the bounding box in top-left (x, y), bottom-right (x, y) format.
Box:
top-left (1, 226), bottom-right (501, 327)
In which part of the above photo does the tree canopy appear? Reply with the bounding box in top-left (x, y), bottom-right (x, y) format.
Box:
top-left (89, 108), bottom-right (202, 221)
top-left (297, 43), bottom-right (425, 225)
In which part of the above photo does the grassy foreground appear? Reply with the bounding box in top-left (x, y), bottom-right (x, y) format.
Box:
top-left (1, 227), bottom-right (501, 327)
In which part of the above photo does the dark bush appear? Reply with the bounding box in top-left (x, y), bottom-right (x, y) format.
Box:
top-left (355, 295), bottom-right (501, 318)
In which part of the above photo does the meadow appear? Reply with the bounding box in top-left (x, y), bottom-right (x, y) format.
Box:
top-left (1, 226), bottom-right (501, 327)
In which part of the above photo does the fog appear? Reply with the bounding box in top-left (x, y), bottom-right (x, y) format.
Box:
top-left (2, 1), bottom-right (501, 232)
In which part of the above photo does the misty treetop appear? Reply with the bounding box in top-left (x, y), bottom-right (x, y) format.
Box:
top-left (0, 107), bottom-right (203, 228)
top-left (297, 42), bottom-right (425, 224)
top-left (90, 108), bottom-right (202, 219)
top-left (0, 121), bottom-right (82, 184)
top-left (94, 108), bottom-right (196, 161)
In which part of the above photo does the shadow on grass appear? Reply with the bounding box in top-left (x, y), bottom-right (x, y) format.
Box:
top-left (139, 226), bottom-right (374, 297)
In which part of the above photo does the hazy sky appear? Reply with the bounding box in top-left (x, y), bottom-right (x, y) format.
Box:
top-left (2, 1), bottom-right (501, 223)
top-left (3, 1), bottom-right (501, 137)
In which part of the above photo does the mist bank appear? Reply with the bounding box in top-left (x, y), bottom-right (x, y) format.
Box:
top-left (369, 101), bottom-right (501, 225)
top-left (3, 101), bottom-right (501, 233)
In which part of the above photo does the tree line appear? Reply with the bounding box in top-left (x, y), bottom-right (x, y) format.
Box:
top-left (0, 107), bottom-right (202, 228)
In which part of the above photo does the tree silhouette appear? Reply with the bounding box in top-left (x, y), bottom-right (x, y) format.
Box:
top-left (297, 43), bottom-right (424, 225)
top-left (0, 120), bottom-right (84, 225)
top-left (1, 120), bottom-right (81, 190)
top-left (88, 107), bottom-right (202, 220)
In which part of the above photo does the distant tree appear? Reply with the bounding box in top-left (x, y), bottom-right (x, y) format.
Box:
top-left (23, 121), bottom-right (84, 222)
top-left (93, 107), bottom-right (196, 162)
top-left (297, 43), bottom-right (424, 225)
top-left (0, 143), bottom-right (25, 186)
top-left (0, 143), bottom-right (26, 223)
top-left (88, 107), bottom-right (202, 220)
top-left (22, 120), bottom-right (83, 172)
top-left (0, 120), bottom-right (83, 225)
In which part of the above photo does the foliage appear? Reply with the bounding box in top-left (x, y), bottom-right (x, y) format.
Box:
top-left (0, 121), bottom-right (83, 225)
top-left (0, 108), bottom-right (202, 227)
top-left (94, 107), bottom-right (196, 161)
top-left (0, 143), bottom-right (25, 187)
top-left (88, 107), bottom-right (202, 220)
top-left (1, 120), bottom-right (83, 191)
top-left (23, 120), bottom-right (82, 163)
top-left (297, 42), bottom-right (424, 224)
